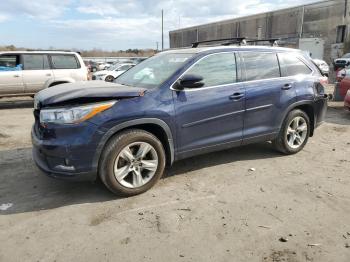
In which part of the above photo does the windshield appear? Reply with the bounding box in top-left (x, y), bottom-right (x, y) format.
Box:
top-left (108, 64), bottom-right (121, 71)
top-left (342, 53), bottom-right (350, 58)
top-left (115, 52), bottom-right (194, 89)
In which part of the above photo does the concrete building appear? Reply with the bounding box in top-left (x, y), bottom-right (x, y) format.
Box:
top-left (169, 0), bottom-right (350, 64)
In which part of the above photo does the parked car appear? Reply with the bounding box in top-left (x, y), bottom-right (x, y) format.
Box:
top-left (336, 67), bottom-right (350, 99)
top-left (97, 62), bottom-right (110, 71)
top-left (92, 63), bottom-right (135, 82)
top-left (83, 60), bottom-right (92, 72)
top-left (0, 51), bottom-right (88, 98)
top-left (345, 89), bottom-right (350, 111)
top-left (334, 53), bottom-right (350, 70)
top-left (32, 45), bottom-right (327, 196)
top-left (312, 59), bottom-right (329, 76)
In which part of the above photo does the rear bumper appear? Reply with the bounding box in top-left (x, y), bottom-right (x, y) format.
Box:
top-left (345, 96), bottom-right (350, 110)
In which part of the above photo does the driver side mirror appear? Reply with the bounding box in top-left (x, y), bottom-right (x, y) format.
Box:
top-left (173, 74), bottom-right (204, 90)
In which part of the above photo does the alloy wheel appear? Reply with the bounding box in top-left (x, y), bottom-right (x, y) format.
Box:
top-left (114, 142), bottom-right (159, 188)
top-left (286, 116), bottom-right (308, 149)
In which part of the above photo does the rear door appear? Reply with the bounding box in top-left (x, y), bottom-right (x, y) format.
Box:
top-left (240, 51), bottom-right (296, 142)
top-left (173, 52), bottom-right (245, 156)
top-left (0, 54), bottom-right (24, 95)
top-left (22, 54), bottom-right (53, 93)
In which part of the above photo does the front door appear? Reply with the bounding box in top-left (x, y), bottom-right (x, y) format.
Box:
top-left (173, 52), bottom-right (245, 157)
top-left (22, 54), bottom-right (53, 93)
top-left (0, 54), bottom-right (24, 95)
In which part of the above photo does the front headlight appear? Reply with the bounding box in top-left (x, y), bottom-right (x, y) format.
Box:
top-left (40, 101), bottom-right (116, 124)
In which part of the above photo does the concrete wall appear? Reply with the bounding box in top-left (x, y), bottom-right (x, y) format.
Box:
top-left (169, 0), bottom-right (349, 64)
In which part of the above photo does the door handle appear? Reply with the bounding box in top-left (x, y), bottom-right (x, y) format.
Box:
top-left (46, 74), bottom-right (52, 77)
top-left (229, 93), bottom-right (244, 100)
top-left (13, 74), bottom-right (20, 78)
top-left (282, 83), bottom-right (292, 90)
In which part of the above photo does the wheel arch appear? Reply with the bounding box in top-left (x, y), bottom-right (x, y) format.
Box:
top-left (93, 118), bottom-right (175, 170)
top-left (44, 77), bottom-right (76, 88)
top-left (282, 101), bottom-right (315, 137)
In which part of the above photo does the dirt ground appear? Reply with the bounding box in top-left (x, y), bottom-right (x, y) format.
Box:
top-left (0, 94), bottom-right (349, 262)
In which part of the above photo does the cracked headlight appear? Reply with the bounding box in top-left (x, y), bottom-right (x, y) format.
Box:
top-left (40, 101), bottom-right (116, 124)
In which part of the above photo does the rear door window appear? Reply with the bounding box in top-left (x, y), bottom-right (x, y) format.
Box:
top-left (278, 53), bottom-right (312, 76)
top-left (0, 55), bottom-right (21, 71)
top-left (51, 55), bottom-right (80, 69)
top-left (241, 52), bottom-right (280, 81)
top-left (23, 54), bottom-right (50, 70)
top-left (185, 52), bottom-right (237, 87)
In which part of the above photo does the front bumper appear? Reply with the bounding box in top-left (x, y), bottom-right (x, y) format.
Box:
top-left (31, 122), bottom-right (104, 181)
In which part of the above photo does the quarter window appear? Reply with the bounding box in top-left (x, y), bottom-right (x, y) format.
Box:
top-left (278, 53), bottom-right (312, 76)
top-left (51, 55), bottom-right (79, 69)
top-left (185, 53), bottom-right (237, 87)
top-left (23, 54), bottom-right (50, 70)
top-left (241, 52), bottom-right (280, 81)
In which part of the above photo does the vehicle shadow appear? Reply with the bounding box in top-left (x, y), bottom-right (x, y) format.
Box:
top-left (0, 97), bottom-right (34, 109)
top-left (0, 142), bottom-right (282, 215)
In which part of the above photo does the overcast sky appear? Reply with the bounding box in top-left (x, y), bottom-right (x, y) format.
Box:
top-left (0, 0), bottom-right (318, 50)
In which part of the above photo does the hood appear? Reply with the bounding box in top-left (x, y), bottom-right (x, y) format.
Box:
top-left (35, 81), bottom-right (146, 108)
top-left (93, 70), bottom-right (112, 76)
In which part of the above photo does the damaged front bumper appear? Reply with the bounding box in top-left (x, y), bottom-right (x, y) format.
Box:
top-left (31, 122), bottom-right (105, 181)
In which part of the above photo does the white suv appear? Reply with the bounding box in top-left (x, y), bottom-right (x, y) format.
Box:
top-left (0, 51), bottom-right (88, 97)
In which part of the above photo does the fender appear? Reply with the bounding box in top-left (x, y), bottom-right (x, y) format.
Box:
top-left (44, 77), bottom-right (76, 89)
top-left (92, 118), bottom-right (175, 171)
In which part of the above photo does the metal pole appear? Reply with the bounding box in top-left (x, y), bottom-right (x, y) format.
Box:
top-left (162, 9), bottom-right (164, 50)
top-left (299, 6), bottom-right (305, 39)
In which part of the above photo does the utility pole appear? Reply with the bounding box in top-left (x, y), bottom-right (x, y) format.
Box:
top-left (156, 42), bottom-right (159, 51)
top-left (161, 9), bottom-right (164, 51)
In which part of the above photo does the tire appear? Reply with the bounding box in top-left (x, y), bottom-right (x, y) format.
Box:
top-left (99, 129), bottom-right (166, 196)
top-left (272, 109), bottom-right (310, 155)
top-left (105, 75), bottom-right (114, 82)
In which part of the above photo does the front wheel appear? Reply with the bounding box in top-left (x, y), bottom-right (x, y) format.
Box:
top-left (105, 75), bottom-right (114, 82)
top-left (99, 129), bottom-right (166, 196)
top-left (272, 109), bottom-right (310, 154)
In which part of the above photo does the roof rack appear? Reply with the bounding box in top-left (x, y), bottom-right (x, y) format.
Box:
top-left (246, 38), bottom-right (280, 46)
top-left (191, 37), bottom-right (246, 48)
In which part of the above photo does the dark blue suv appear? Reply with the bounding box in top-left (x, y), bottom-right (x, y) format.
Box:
top-left (32, 46), bottom-right (327, 196)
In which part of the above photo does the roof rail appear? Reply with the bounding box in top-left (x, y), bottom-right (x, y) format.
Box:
top-left (191, 37), bottom-right (246, 48)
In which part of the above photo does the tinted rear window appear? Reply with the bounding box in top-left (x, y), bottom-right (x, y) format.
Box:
top-left (23, 54), bottom-right (50, 70)
top-left (278, 53), bottom-right (312, 77)
top-left (0, 55), bottom-right (19, 67)
top-left (51, 55), bottom-right (79, 69)
top-left (241, 52), bottom-right (280, 81)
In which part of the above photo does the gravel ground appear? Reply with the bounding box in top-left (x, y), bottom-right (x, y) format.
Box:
top-left (0, 95), bottom-right (349, 262)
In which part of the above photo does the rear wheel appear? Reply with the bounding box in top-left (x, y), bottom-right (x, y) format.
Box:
top-left (99, 129), bottom-right (166, 196)
top-left (273, 109), bottom-right (310, 154)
